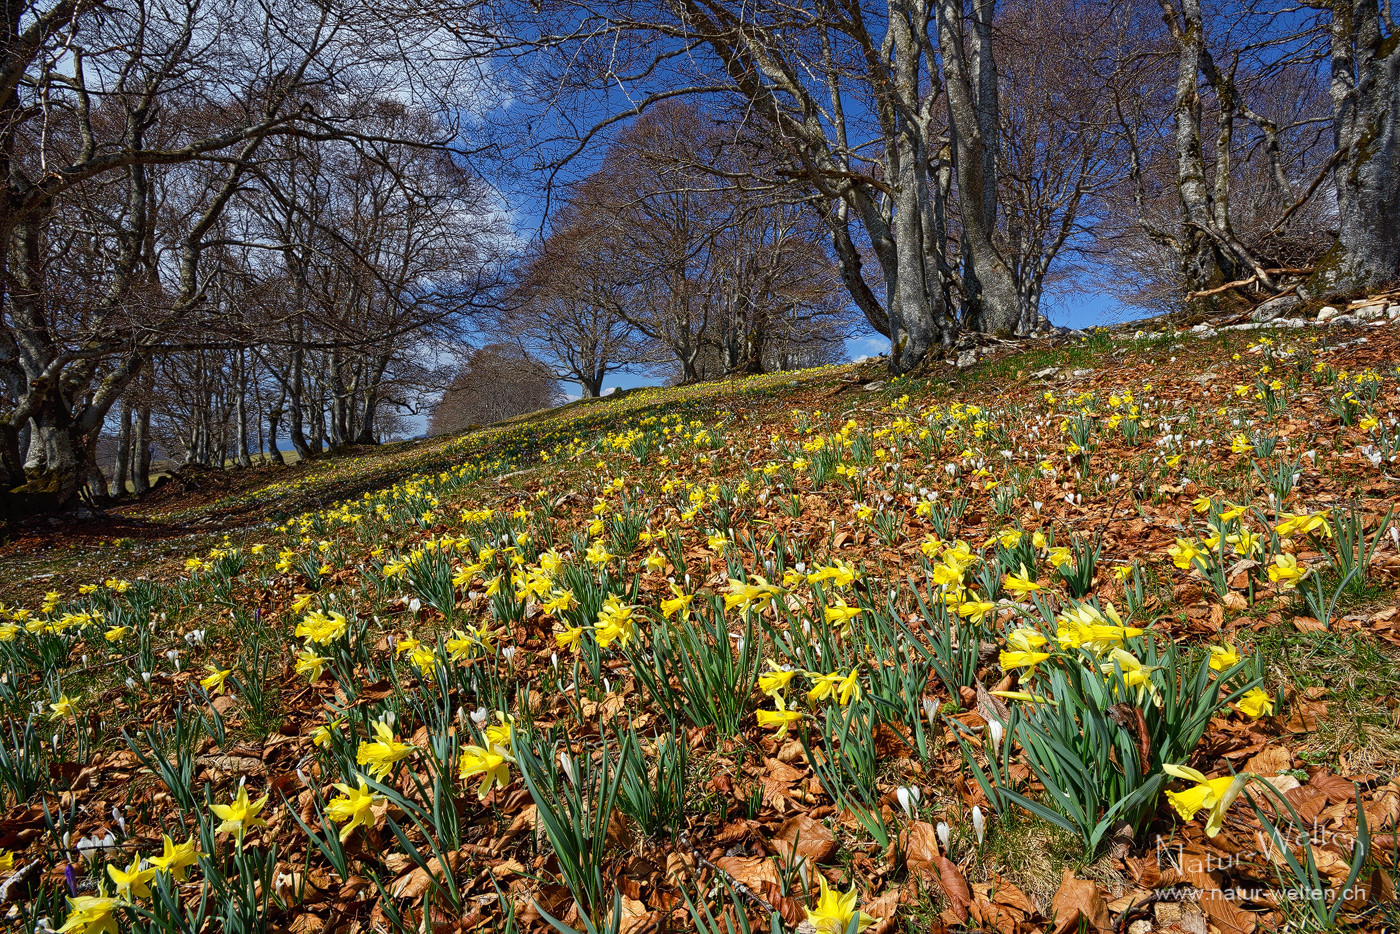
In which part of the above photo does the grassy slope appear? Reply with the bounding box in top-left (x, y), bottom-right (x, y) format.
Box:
top-left (2, 324), bottom-right (1399, 929)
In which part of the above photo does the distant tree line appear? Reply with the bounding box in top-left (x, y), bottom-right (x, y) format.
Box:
top-left (0, 0), bottom-right (507, 515)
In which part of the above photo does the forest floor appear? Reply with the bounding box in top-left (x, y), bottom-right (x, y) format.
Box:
top-left (2, 318), bottom-right (1399, 934)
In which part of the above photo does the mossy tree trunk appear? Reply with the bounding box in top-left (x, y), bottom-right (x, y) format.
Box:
top-left (1320, 0), bottom-right (1400, 294)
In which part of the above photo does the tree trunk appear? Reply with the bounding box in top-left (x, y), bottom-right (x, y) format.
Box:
top-left (355, 392), bottom-right (380, 445)
top-left (1315, 0), bottom-right (1400, 294)
top-left (1158, 0), bottom-right (1247, 304)
top-left (308, 386), bottom-right (325, 453)
top-left (877, 11), bottom-right (952, 370)
top-left (287, 342), bottom-right (313, 460)
top-left (132, 399), bottom-right (151, 495)
top-left (326, 349), bottom-right (347, 449)
top-left (0, 419), bottom-right (22, 488)
top-left (936, 0), bottom-right (1021, 334)
top-left (83, 430), bottom-right (106, 503)
top-left (25, 409), bottom-right (89, 510)
top-left (234, 349), bottom-right (252, 467)
top-left (827, 208), bottom-right (892, 338)
top-left (113, 401), bottom-right (132, 497)
top-left (266, 389), bottom-right (286, 465)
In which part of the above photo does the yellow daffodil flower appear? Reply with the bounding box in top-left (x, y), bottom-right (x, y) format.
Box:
top-left (1000, 649), bottom-right (1050, 671)
top-left (661, 584), bottom-right (694, 620)
top-left (1162, 763), bottom-right (1249, 837)
top-left (1235, 687), bottom-right (1274, 719)
top-left (210, 785), bottom-right (269, 846)
top-left (106, 855), bottom-right (156, 900)
top-left (823, 597), bottom-right (864, 631)
top-left (56, 894), bottom-right (120, 934)
top-left (296, 648), bottom-right (330, 682)
top-left (804, 875), bottom-right (876, 934)
top-left (1266, 553), bottom-right (1306, 589)
top-left (723, 576), bottom-right (781, 615)
top-left (756, 694), bottom-right (803, 738)
top-left (555, 625), bottom-right (584, 653)
top-left (1001, 564), bottom-right (1041, 596)
top-left (356, 721), bottom-right (415, 781)
top-left (806, 669), bottom-right (861, 706)
top-left (148, 835), bottom-right (199, 881)
top-left (593, 595), bottom-right (638, 649)
top-left (758, 660), bottom-right (796, 697)
top-left (1167, 537), bottom-right (1204, 570)
top-left (1207, 644), bottom-right (1241, 671)
top-left (200, 665), bottom-right (232, 695)
top-left (326, 777), bottom-right (382, 842)
top-left (458, 744), bottom-right (513, 799)
top-left (50, 695), bottom-right (75, 720)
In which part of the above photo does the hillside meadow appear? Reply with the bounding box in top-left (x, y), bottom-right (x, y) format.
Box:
top-left (2, 325), bottom-right (1398, 934)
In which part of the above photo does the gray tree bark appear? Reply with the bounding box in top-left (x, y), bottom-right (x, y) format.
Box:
top-left (234, 349), bottom-right (253, 468)
top-left (1316, 0), bottom-right (1400, 293)
top-left (113, 401), bottom-right (132, 496)
top-left (935, 0), bottom-right (1022, 334)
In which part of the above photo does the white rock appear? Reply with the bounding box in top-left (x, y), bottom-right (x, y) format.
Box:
top-left (1253, 294), bottom-right (1300, 322)
top-left (1317, 305), bottom-right (1340, 322)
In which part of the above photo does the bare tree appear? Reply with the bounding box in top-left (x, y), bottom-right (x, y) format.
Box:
top-left (0, 0), bottom-right (350, 511)
top-left (993, 0), bottom-right (1129, 323)
top-left (1, 0), bottom-right (504, 514)
top-left (557, 103), bottom-right (851, 383)
top-left (428, 344), bottom-right (562, 434)
top-left (506, 219), bottom-right (645, 398)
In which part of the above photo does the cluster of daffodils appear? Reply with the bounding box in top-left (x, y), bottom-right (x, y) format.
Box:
top-left (55, 835), bottom-right (200, 934)
top-left (754, 659), bottom-right (863, 738)
top-left (1167, 500), bottom-right (1332, 593)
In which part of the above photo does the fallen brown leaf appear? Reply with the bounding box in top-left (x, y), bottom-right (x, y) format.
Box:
top-left (1048, 870), bottom-right (1109, 934)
